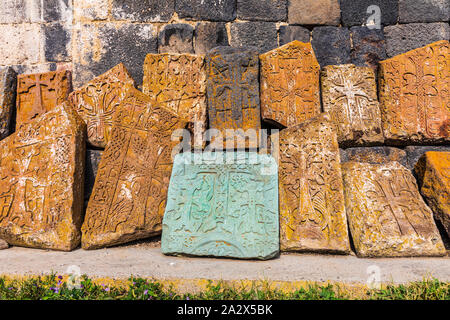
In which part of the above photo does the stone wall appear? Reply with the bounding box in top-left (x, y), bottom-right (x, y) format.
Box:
top-left (0, 0), bottom-right (448, 88)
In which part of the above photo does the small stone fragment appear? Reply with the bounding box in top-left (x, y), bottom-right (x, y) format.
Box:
top-left (405, 146), bottom-right (450, 171)
top-left (288, 0), bottom-right (341, 25)
top-left (0, 239), bottom-right (8, 250)
top-left (260, 41), bottom-right (321, 128)
top-left (0, 67), bottom-right (17, 140)
top-left (158, 24), bottom-right (194, 54)
top-left (68, 63), bottom-right (136, 148)
top-left (162, 152), bottom-right (279, 260)
top-left (341, 147), bottom-right (407, 167)
top-left (321, 64), bottom-right (384, 146)
top-left (342, 161), bottom-right (446, 258)
top-left (82, 86), bottom-right (188, 249)
top-left (16, 70), bottom-right (72, 128)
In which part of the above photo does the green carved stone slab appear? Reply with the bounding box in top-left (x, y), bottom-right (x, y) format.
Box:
top-left (162, 152), bottom-right (279, 260)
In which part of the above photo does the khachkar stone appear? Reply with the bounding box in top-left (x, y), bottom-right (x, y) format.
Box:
top-left (342, 161), bottom-right (446, 258)
top-left (143, 53), bottom-right (207, 149)
top-left (68, 64), bottom-right (136, 148)
top-left (162, 152), bottom-right (279, 260)
top-left (0, 104), bottom-right (86, 251)
top-left (415, 152), bottom-right (450, 237)
top-left (0, 67), bottom-right (17, 140)
top-left (16, 70), bottom-right (72, 128)
top-left (321, 64), bottom-right (384, 147)
top-left (206, 46), bottom-right (261, 148)
top-left (82, 87), bottom-right (188, 249)
top-left (260, 41), bottom-right (321, 128)
top-left (274, 113), bottom-right (350, 253)
top-left (379, 40), bottom-right (449, 144)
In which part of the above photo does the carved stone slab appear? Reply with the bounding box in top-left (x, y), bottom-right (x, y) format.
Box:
top-left (342, 161), bottom-right (446, 257)
top-left (82, 87), bottom-right (188, 249)
top-left (68, 63), bottom-right (135, 148)
top-left (379, 40), bottom-right (449, 144)
top-left (0, 67), bottom-right (17, 140)
top-left (275, 113), bottom-right (350, 253)
top-left (0, 103), bottom-right (86, 251)
top-left (321, 64), bottom-right (384, 146)
top-left (142, 53), bottom-right (207, 149)
top-left (162, 152), bottom-right (279, 260)
top-left (16, 70), bottom-right (72, 128)
top-left (260, 41), bottom-right (321, 128)
top-left (416, 152), bottom-right (450, 237)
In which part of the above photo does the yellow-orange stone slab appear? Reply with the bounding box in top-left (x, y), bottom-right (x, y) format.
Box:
top-left (274, 113), bottom-right (350, 253)
top-left (0, 103), bottom-right (86, 251)
top-left (415, 151), bottom-right (450, 237)
top-left (68, 63), bottom-right (136, 148)
top-left (143, 53), bottom-right (207, 149)
top-left (379, 40), bottom-right (449, 144)
top-left (321, 64), bottom-right (384, 146)
top-left (81, 86), bottom-right (188, 249)
top-left (260, 41), bottom-right (321, 128)
top-left (342, 161), bottom-right (446, 258)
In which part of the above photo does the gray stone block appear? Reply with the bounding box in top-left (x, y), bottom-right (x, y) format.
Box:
top-left (176, 0), bottom-right (236, 21)
top-left (279, 26), bottom-right (310, 46)
top-left (230, 22), bottom-right (278, 53)
top-left (159, 24), bottom-right (194, 54)
top-left (112, 0), bottom-right (174, 22)
top-left (237, 0), bottom-right (287, 22)
top-left (399, 0), bottom-right (450, 23)
top-left (351, 26), bottom-right (387, 70)
top-left (340, 0), bottom-right (398, 26)
top-left (194, 22), bottom-right (229, 55)
top-left (44, 23), bottom-right (72, 62)
top-left (405, 146), bottom-right (450, 171)
top-left (288, 0), bottom-right (340, 25)
top-left (311, 27), bottom-right (351, 67)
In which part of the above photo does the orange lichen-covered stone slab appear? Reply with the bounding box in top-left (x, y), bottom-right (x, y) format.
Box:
top-left (143, 53), bottom-right (207, 149)
top-left (260, 41), bottom-right (321, 128)
top-left (82, 86), bottom-right (188, 249)
top-left (0, 103), bottom-right (86, 251)
top-left (379, 40), bottom-right (449, 144)
top-left (68, 63), bottom-right (135, 148)
top-left (321, 64), bottom-right (384, 146)
top-left (274, 113), bottom-right (350, 253)
top-left (342, 161), bottom-right (446, 258)
top-left (415, 152), bottom-right (450, 237)
top-left (16, 70), bottom-right (72, 128)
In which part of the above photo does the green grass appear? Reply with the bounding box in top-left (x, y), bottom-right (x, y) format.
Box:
top-left (0, 275), bottom-right (448, 300)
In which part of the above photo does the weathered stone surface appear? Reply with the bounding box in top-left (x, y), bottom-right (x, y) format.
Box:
top-left (43, 0), bottom-right (72, 22)
top-left (311, 27), bottom-right (351, 67)
top-left (194, 22), bottom-right (229, 55)
top-left (379, 41), bottom-right (449, 144)
top-left (0, 0), bottom-right (41, 23)
top-left (158, 24), bottom-right (194, 54)
top-left (176, 0), bottom-right (236, 21)
top-left (342, 161), bottom-right (446, 258)
top-left (341, 147), bottom-right (407, 167)
top-left (399, 0), bottom-right (449, 23)
top-left (350, 27), bottom-right (387, 71)
top-left (82, 87), bottom-right (188, 249)
top-left (44, 22), bottom-right (72, 62)
top-left (111, 0), bottom-right (175, 22)
top-left (0, 104), bottom-right (86, 251)
top-left (340, 0), bottom-right (399, 27)
top-left (68, 63), bottom-right (135, 148)
top-left (278, 26), bottom-right (310, 46)
top-left (405, 146), bottom-right (450, 171)
top-left (0, 24), bottom-right (41, 65)
top-left (260, 41), bottom-right (321, 128)
top-left (0, 239), bottom-right (8, 250)
top-left (415, 152), bottom-right (450, 237)
top-left (288, 0), bottom-right (340, 25)
top-left (321, 64), bottom-right (384, 146)
top-left (230, 22), bottom-right (278, 54)
top-left (206, 46), bottom-right (261, 148)
top-left (162, 152), bottom-right (279, 260)
top-left (84, 149), bottom-right (103, 208)
top-left (16, 70), bottom-right (72, 128)
top-left (143, 53), bottom-right (207, 149)
top-left (73, 0), bottom-right (108, 21)
top-left (237, 0), bottom-right (287, 22)
top-left (0, 67), bottom-right (17, 140)
top-left (384, 23), bottom-right (450, 57)
top-left (274, 113), bottom-right (350, 253)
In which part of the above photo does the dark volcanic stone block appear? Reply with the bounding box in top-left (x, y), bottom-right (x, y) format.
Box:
top-left (230, 22), bottom-right (278, 53)
top-left (350, 26), bottom-right (387, 70)
top-left (311, 27), bottom-right (351, 67)
top-left (112, 0), bottom-right (175, 22)
top-left (341, 147), bottom-right (408, 167)
top-left (44, 23), bottom-right (71, 62)
top-left (340, 0), bottom-right (398, 26)
top-left (84, 149), bottom-right (103, 207)
top-left (159, 24), bottom-right (194, 54)
top-left (176, 0), bottom-right (236, 21)
top-left (0, 67), bottom-right (17, 140)
top-left (405, 146), bottom-right (450, 171)
top-left (279, 26), bottom-right (310, 46)
top-left (194, 22), bottom-right (229, 55)
top-left (237, 0), bottom-right (287, 22)
top-left (399, 0), bottom-right (450, 23)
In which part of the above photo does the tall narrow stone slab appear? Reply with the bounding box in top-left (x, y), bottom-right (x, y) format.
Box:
top-left (162, 152), bottom-right (279, 260)
top-left (68, 64), bottom-right (136, 148)
top-left (82, 87), bottom-right (188, 249)
top-left (342, 161), bottom-right (446, 257)
top-left (143, 53), bottom-right (207, 149)
top-left (415, 152), bottom-right (450, 237)
top-left (274, 113), bottom-right (350, 253)
top-left (16, 70), bottom-right (72, 128)
top-left (321, 64), bottom-right (384, 146)
top-left (379, 40), bottom-right (449, 144)
top-left (0, 67), bottom-right (17, 140)
top-left (0, 104), bottom-right (86, 251)
top-left (260, 41), bottom-right (321, 128)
